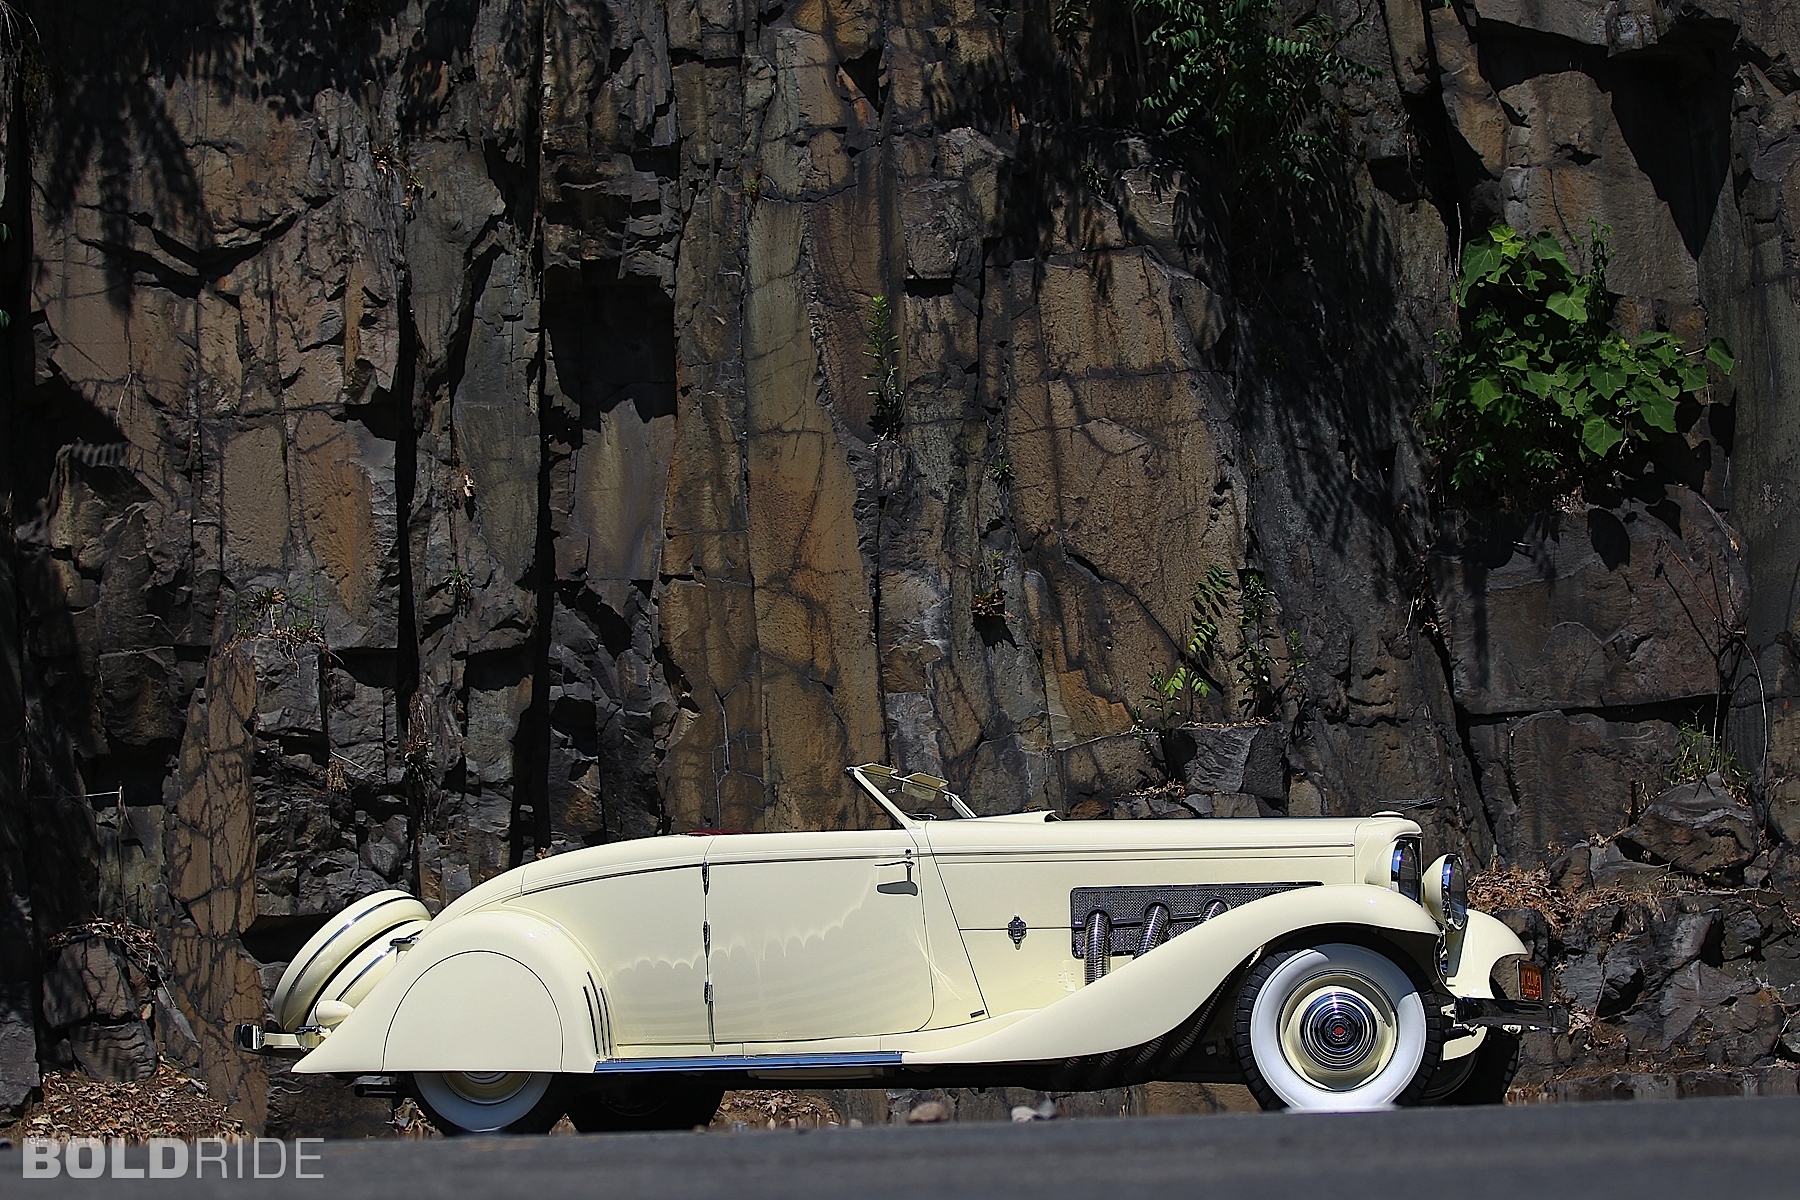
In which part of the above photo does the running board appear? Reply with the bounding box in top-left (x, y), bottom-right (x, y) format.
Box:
top-left (593, 1051), bottom-right (902, 1075)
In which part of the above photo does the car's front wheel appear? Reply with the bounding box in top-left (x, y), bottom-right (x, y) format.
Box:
top-left (411, 1071), bottom-right (565, 1135)
top-left (1233, 941), bottom-right (1444, 1111)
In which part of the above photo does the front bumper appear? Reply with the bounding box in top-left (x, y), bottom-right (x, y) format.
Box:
top-left (235, 1023), bottom-right (321, 1056)
top-left (1454, 997), bottom-right (1569, 1034)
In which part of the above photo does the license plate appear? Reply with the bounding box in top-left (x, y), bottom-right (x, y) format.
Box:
top-left (1518, 961), bottom-right (1545, 1001)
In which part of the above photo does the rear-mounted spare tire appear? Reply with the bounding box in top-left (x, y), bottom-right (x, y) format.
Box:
top-left (271, 890), bottom-right (430, 1031)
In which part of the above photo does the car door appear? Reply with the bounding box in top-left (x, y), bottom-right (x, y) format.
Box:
top-left (704, 830), bottom-right (934, 1042)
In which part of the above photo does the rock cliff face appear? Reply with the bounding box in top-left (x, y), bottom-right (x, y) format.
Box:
top-left (0, 0), bottom-right (1797, 1127)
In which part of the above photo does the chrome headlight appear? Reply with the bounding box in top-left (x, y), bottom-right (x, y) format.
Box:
top-left (1423, 852), bottom-right (1468, 930)
top-left (1391, 838), bottom-right (1421, 902)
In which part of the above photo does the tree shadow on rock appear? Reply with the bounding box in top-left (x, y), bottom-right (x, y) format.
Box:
top-left (23, 0), bottom-right (479, 297)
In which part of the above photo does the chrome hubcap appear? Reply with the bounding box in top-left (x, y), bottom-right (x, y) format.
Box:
top-left (1277, 968), bottom-right (1399, 1090)
top-left (1297, 992), bottom-right (1379, 1071)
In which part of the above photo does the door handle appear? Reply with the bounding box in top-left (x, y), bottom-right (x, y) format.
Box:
top-left (876, 849), bottom-right (918, 895)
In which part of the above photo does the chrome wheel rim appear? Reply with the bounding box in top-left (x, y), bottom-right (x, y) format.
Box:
top-left (1277, 969), bottom-right (1398, 1089)
top-left (443, 1071), bottom-right (534, 1104)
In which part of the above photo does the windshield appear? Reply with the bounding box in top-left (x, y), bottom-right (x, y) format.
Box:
top-left (847, 764), bottom-right (976, 824)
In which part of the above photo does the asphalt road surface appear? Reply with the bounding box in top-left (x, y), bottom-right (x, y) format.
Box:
top-left (4, 1095), bottom-right (1795, 1198)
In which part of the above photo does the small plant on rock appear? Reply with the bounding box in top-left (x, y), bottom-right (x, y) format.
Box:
top-left (864, 294), bottom-right (904, 436)
top-left (225, 575), bottom-right (328, 657)
top-left (401, 693), bottom-right (433, 795)
top-left (1136, 565), bottom-right (1231, 731)
top-left (1235, 571), bottom-right (1306, 717)
top-left (972, 551), bottom-right (1009, 621)
top-left (1427, 222), bottom-right (1735, 506)
top-left (1136, 565), bottom-right (1307, 731)
top-left (1667, 720), bottom-right (1740, 791)
top-left (446, 566), bottom-right (474, 612)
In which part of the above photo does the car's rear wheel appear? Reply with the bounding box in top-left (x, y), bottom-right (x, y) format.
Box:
top-left (564, 1078), bottom-right (725, 1132)
top-left (411, 1071), bottom-right (564, 1135)
top-left (1234, 941), bottom-right (1443, 1111)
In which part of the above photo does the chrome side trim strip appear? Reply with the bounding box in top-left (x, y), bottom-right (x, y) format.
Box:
top-left (592, 1051), bottom-right (903, 1075)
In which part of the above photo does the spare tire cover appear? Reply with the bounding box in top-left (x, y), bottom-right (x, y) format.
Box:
top-left (271, 891), bottom-right (430, 1030)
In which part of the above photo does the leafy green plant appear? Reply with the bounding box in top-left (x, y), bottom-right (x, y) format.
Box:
top-left (1131, 0), bottom-right (1372, 187)
top-left (1080, 158), bottom-right (1109, 195)
top-left (863, 294), bottom-right (903, 435)
top-left (1428, 223), bottom-right (1734, 504)
top-left (1284, 628), bottom-right (1308, 672)
top-left (988, 455), bottom-right (1015, 487)
top-left (1137, 566), bottom-right (1309, 731)
top-left (1235, 571), bottom-right (1275, 699)
top-left (1138, 566), bottom-right (1231, 729)
top-left (1054, 0), bottom-right (1089, 43)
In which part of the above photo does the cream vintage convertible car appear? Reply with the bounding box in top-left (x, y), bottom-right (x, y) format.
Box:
top-left (238, 765), bottom-right (1564, 1132)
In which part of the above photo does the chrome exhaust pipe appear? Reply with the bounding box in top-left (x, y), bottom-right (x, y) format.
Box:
top-left (1135, 903), bottom-right (1170, 957)
top-left (1084, 910), bottom-right (1113, 984)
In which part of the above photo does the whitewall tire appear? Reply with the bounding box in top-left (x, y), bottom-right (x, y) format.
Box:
top-left (1234, 942), bottom-right (1442, 1112)
top-left (412, 1071), bottom-right (561, 1134)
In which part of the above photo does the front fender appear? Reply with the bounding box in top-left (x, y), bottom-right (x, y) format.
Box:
top-left (294, 910), bottom-right (605, 1075)
top-left (1436, 909), bottom-right (1528, 1064)
top-left (906, 883), bottom-right (1442, 1066)
top-left (1444, 909), bottom-right (1527, 999)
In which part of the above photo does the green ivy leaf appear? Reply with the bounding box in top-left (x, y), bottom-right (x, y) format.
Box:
top-left (1522, 370), bottom-right (1554, 398)
top-left (1636, 388), bottom-right (1678, 433)
top-left (1458, 239), bottom-right (1506, 296)
top-left (1467, 375), bottom-right (1504, 410)
top-left (1705, 338), bottom-right (1736, 374)
top-left (1582, 416), bottom-right (1624, 457)
top-left (1545, 291), bottom-right (1587, 322)
top-left (1527, 232), bottom-right (1570, 271)
top-left (1588, 365), bottom-right (1626, 398)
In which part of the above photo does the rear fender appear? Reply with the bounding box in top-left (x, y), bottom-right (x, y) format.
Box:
top-left (294, 910), bottom-right (607, 1075)
top-left (906, 884), bottom-right (1441, 1066)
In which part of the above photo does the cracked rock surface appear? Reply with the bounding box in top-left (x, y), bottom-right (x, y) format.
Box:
top-left (0, 0), bottom-right (1798, 1128)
